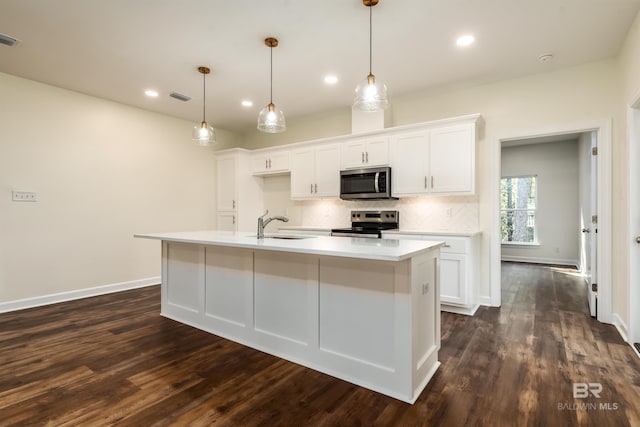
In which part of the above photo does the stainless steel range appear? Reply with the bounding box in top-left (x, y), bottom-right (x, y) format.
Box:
top-left (330, 210), bottom-right (399, 239)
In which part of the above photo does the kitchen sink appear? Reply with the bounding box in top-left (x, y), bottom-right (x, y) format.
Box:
top-left (252, 234), bottom-right (315, 240)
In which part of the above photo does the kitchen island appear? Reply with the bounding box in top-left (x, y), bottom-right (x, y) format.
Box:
top-left (134, 231), bottom-right (443, 403)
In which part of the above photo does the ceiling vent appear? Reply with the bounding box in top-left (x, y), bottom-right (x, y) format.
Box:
top-left (0, 33), bottom-right (20, 47)
top-left (170, 92), bottom-right (191, 102)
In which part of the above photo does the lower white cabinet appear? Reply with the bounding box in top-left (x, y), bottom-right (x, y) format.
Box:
top-left (216, 212), bottom-right (237, 232)
top-left (383, 232), bottom-right (480, 316)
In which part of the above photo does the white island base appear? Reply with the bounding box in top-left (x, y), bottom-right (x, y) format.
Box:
top-left (138, 233), bottom-right (442, 403)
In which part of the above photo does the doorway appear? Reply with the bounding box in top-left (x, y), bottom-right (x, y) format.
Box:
top-left (491, 121), bottom-right (612, 324)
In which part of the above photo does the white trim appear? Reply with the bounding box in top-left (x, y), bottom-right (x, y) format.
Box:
top-left (0, 277), bottom-right (160, 313)
top-left (492, 120), bottom-right (613, 323)
top-left (476, 295), bottom-right (492, 306)
top-left (612, 313), bottom-right (629, 343)
top-left (501, 256), bottom-right (579, 269)
top-left (627, 91), bottom-right (640, 346)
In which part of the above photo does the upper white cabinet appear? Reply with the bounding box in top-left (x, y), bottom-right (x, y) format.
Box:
top-left (216, 149), bottom-right (264, 232)
top-left (341, 136), bottom-right (389, 169)
top-left (251, 150), bottom-right (290, 175)
top-left (391, 120), bottom-right (477, 197)
top-left (291, 143), bottom-right (341, 199)
top-left (217, 154), bottom-right (237, 211)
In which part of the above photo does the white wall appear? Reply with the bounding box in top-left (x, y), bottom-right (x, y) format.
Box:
top-left (500, 140), bottom-right (579, 266)
top-left (0, 72), bottom-right (240, 305)
top-left (240, 59), bottom-right (621, 305)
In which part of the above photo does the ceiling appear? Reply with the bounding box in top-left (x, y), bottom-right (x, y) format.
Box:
top-left (1, 0), bottom-right (639, 134)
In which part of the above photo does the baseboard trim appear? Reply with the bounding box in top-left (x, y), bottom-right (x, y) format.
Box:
top-left (501, 255), bottom-right (579, 269)
top-left (0, 277), bottom-right (160, 314)
top-left (476, 296), bottom-right (493, 307)
top-left (612, 312), bottom-right (629, 342)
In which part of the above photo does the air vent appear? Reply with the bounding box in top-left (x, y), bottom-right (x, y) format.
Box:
top-left (170, 92), bottom-right (191, 102)
top-left (0, 33), bottom-right (20, 47)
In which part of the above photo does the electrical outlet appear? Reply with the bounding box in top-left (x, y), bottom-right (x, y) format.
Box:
top-left (446, 208), bottom-right (453, 217)
top-left (422, 282), bottom-right (430, 295)
top-left (12, 191), bottom-right (37, 202)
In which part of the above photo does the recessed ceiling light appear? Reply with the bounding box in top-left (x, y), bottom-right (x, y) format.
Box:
top-left (456, 34), bottom-right (475, 47)
top-left (145, 90), bottom-right (159, 97)
top-left (241, 100), bottom-right (253, 107)
top-left (324, 75), bottom-right (338, 85)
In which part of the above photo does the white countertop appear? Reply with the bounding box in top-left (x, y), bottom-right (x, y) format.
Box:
top-left (278, 226), bottom-right (481, 237)
top-left (134, 230), bottom-right (444, 262)
top-left (383, 229), bottom-right (482, 237)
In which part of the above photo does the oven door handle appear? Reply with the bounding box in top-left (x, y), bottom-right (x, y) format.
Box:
top-left (331, 232), bottom-right (380, 239)
top-left (374, 172), bottom-right (380, 193)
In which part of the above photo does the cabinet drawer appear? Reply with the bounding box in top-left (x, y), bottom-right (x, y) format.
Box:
top-left (438, 237), bottom-right (469, 254)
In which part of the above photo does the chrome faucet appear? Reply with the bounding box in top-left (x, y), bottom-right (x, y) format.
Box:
top-left (257, 210), bottom-right (289, 239)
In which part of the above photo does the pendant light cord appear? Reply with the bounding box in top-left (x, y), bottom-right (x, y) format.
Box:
top-left (369, 4), bottom-right (372, 75)
top-left (270, 45), bottom-right (274, 104)
top-left (202, 71), bottom-right (206, 121)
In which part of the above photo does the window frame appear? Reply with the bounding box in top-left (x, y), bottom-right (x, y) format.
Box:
top-left (500, 174), bottom-right (539, 246)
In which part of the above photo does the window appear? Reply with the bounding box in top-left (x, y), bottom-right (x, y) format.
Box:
top-left (500, 176), bottom-right (537, 244)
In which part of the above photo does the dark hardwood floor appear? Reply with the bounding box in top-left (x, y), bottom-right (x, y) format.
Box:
top-left (1, 262), bottom-right (639, 426)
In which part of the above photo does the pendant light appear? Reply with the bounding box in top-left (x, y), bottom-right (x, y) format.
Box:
top-left (192, 66), bottom-right (216, 146)
top-left (353, 0), bottom-right (389, 112)
top-left (257, 37), bottom-right (286, 133)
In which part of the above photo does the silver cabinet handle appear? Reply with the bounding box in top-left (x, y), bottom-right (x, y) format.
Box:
top-left (233, 200), bottom-right (236, 209)
top-left (311, 183), bottom-right (314, 194)
top-left (366, 152), bottom-right (369, 163)
top-left (314, 183), bottom-right (318, 193)
top-left (268, 159), bottom-right (272, 168)
top-left (265, 159), bottom-right (268, 168)
top-left (424, 176), bottom-right (427, 189)
top-left (362, 152), bottom-right (365, 163)
top-left (636, 236), bottom-right (640, 244)
top-left (233, 216), bottom-right (236, 225)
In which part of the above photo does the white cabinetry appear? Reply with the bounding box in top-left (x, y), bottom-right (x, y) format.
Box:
top-left (215, 149), bottom-right (263, 232)
top-left (391, 120), bottom-right (477, 196)
top-left (383, 232), bottom-right (480, 316)
top-left (341, 136), bottom-right (389, 169)
top-left (291, 143), bottom-right (341, 199)
top-left (251, 150), bottom-right (290, 175)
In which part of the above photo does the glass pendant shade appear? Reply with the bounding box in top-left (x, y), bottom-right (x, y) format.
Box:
top-left (353, 0), bottom-right (389, 112)
top-left (192, 120), bottom-right (216, 146)
top-left (257, 102), bottom-right (286, 133)
top-left (353, 73), bottom-right (388, 111)
top-left (192, 66), bottom-right (216, 147)
top-left (258, 37), bottom-right (286, 134)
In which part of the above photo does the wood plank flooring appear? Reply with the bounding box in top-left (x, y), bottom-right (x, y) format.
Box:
top-left (1, 262), bottom-right (639, 426)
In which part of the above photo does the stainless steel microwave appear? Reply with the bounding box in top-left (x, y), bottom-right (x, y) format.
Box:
top-left (340, 167), bottom-right (397, 200)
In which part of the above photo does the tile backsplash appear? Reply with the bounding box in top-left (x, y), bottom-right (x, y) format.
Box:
top-left (263, 175), bottom-right (479, 232)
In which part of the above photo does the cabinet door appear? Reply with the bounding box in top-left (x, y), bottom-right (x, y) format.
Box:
top-left (217, 211), bottom-right (237, 232)
top-left (252, 151), bottom-right (290, 175)
top-left (341, 140), bottom-right (368, 169)
top-left (439, 254), bottom-right (467, 305)
top-left (429, 125), bottom-right (474, 194)
top-left (390, 132), bottom-right (429, 196)
top-left (364, 137), bottom-right (389, 167)
top-left (290, 148), bottom-right (316, 199)
top-left (268, 151), bottom-right (290, 172)
top-left (217, 156), bottom-right (237, 210)
top-left (314, 144), bottom-right (341, 197)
